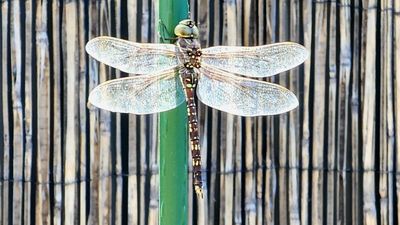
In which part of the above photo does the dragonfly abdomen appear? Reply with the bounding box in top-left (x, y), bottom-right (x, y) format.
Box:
top-left (180, 69), bottom-right (203, 198)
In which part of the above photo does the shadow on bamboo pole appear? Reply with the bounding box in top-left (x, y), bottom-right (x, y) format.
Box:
top-left (158, 1), bottom-right (189, 225)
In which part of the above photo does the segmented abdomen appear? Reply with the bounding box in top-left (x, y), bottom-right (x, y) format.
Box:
top-left (180, 69), bottom-right (203, 197)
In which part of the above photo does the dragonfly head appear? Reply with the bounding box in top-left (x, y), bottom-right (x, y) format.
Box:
top-left (174, 19), bottom-right (199, 39)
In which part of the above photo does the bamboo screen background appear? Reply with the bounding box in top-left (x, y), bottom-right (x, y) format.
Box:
top-left (1, 0), bottom-right (399, 224)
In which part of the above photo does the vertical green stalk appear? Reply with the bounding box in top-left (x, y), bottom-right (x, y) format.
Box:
top-left (158, 1), bottom-right (189, 225)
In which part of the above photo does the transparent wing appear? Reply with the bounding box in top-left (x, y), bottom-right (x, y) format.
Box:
top-left (86, 36), bottom-right (179, 74)
top-left (202, 42), bottom-right (308, 77)
top-left (88, 70), bottom-right (185, 114)
top-left (197, 65), bottom-right (298, 116)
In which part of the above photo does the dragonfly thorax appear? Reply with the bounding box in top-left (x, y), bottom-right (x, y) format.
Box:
top-left (176, 37), bottom-right (202, 70)
top-left (184, 48), bottom-right (202, 69)
top-left (176, 37), bottom-right (201, 89)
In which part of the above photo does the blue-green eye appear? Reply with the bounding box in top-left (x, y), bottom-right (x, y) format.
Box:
top-left (174, 19), bottom-right (199, 38)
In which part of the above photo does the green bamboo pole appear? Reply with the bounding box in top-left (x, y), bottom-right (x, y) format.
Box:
top-left (158, 1), bottom-right (189, 225)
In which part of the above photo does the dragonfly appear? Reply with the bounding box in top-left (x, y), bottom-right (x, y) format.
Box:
top-left (86, 19), bottom-right (308, 198)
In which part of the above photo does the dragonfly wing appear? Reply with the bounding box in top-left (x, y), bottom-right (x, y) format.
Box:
top-left (197, 66), bottom-right (298, 116)
top-left (202, 42), bottom-right (308, 77)
top-left (89, 70), bottom-right (185, 114)
top-left (86, 36), bottom-right (179, 74)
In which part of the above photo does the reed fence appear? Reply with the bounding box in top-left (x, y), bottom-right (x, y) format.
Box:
top-left (1, 0), bottom-right (399, 224)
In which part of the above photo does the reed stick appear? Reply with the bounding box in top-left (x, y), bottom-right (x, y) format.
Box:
top-left (337, 1), bottom-right (352, 224)
top-left (288, 1), bottom-right (301, 224)
top-left (64, 1), bottom-right (79, 224)
top-left (78, 1), bottom-right (88, 224)
top-left (1, 1), bottom-right (10, 224)
top-left (327, 2), bottom-right (337, 224)
top-left (222, 3), bottom-right (238, 225)
top-left (394, 0), bottom-right (400, 221)
top-left (51, 1), bottom-right (63, 225)
top-left (87, 1), bottom-right (101, 224)
top-left (112, 1), bottom-right (123, 224)
top-left (36, 0), bottom-right (51, 224)
top-left (126, 2), bottom-right (139, 224)
top-left (139, 5), bottom-right (150, 224)
top-left (264, 2), bottom-right (277, 224)
top-left (278, 1), bottom-right (289, 224)
top-left (23, 1), bottom-right (33, 224)
top-left (351, 1), bottom-right (362, 223)
top-left (301, 1), bottom-right (312, 224)
top-left (312, 2), bottom-right (328, 224)
top-left (361, 0), bottom-right (378, 224)
top-left (255, 1), bottom-right (266, 220)
top-left (380, 1), bottom-right (394, 224)
top-left (10, 1), bottom-right (24, 223)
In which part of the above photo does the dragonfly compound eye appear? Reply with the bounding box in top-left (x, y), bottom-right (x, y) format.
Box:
top-left (174, 19), bottom-right (199, 38)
